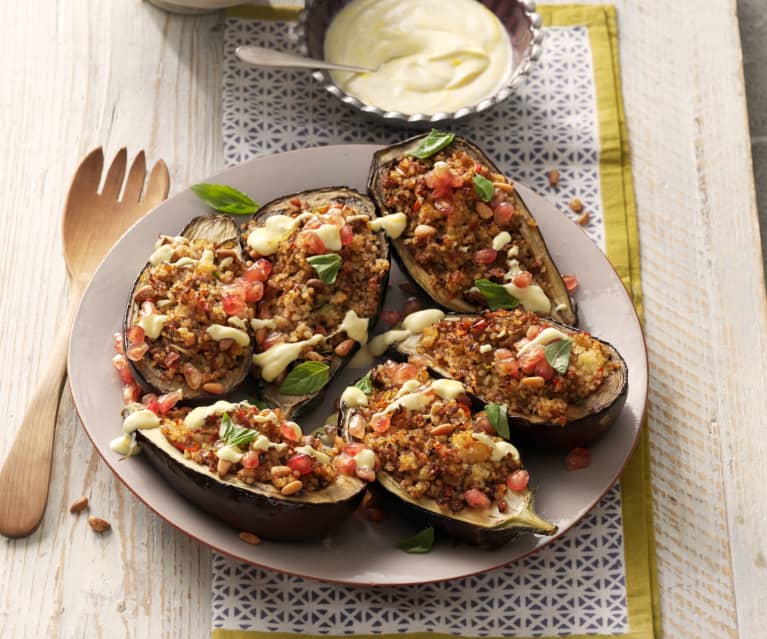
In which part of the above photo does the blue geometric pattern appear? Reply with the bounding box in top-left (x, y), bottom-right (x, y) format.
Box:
top-left (214, 18), bottom-right (627, 636)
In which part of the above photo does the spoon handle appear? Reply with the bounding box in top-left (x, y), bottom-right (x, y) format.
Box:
top-left (0, 281), bottom-right (84, 538)
top-left (236, 45), bottom-right (373, 74)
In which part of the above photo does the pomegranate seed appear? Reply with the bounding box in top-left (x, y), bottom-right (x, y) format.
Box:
top-left (493, 201), bottom-right (515, 225)
top-left (244, 281), bottom-right (264, 303)
top-left (371, 414), bottom-right (391, 433)
top-left (340, 224), bottom-right (354, 246)
top-left (474, 248), bottom-right (498, 265)
top-left (464, 489), bottom-right (491, 509)
top-left (222, 294), bottom-right (247, 316)
top-left (163, 351), bottom-right (180, 368)
top-left (288, 454), bottom-right (314, 475)
top-left (122, 383), bottom-right (141, 404)
top-left (181, 363), bottom-right (202, 390)
top-left (113, 332), bottom-right (124, 353)
top-left (507, 470), bottom-right (530, 491)
top-left (562, 275), bottom-right (579, 293)
top-left (126, 342), bottom-right (149, 362)
top-left (126, 325), bottom-right (145, 345)
top-left (402, 297), bottom-right (422, 317)
top-left (241, 451), bottom-right (260, 469)
top-left (381, 309), bottom-right (403, 326)
top-left (280, 422), bottom-right (302, 442)
top-left (158, 389), bottom-right (183, 414)
top-left (112, 354), bottom-right (135, 385)
top-left (565, 447), bottom-right (591, 471)
top-left (513, 271), bottom-right (533, 288)
top-left (334, 453), bottom-right (356, 475)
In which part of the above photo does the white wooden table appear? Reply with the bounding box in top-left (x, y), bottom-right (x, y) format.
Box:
top-left (1, 1), bottom-right (765, 637)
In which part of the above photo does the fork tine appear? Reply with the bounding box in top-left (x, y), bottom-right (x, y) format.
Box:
top-left (100, 148), bottom-right (128, 200)
top-left (67, 147), bottom-right (104, 199)
top-left (121, 151), bottom-right (147, 203)
top-left (143, 159), bottom-right (171, 205)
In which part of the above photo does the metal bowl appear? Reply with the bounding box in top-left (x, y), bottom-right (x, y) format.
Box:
top-left (296, 0), bottom-right (543, 128)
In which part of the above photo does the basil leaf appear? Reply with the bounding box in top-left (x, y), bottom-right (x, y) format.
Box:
top-left (190, 183), bottom-right (260, 215)
top-left (250, 398), bottom-right (271, 410)
top-left (411, 130), bottom-right (455, 159)
top-left (474, 279), bottom-right (520, 311)
top-left (544, 339), bottom-right (572, 375)
top-left (307, 253), bottom-right (343, 285)
top-left (473, 174), bottom-right (494, 202)
top-left (485, 403), bottom-right (510, 439)
top-left (228, 427), bottom-right (258, 449)
top-left (354, 371), bottom-right (373, 395)
top-left (219, 413), bottom-right (234, 440)
top-left (279, 361), bottom-right (330, 396)
top-left (396, 526), bottom-right (435, 553)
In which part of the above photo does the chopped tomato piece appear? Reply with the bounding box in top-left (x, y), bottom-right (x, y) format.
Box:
top-left (163, 351), bottom-right (180, 368)
top-left (279, 422), bottom-right (301, 442)
top-left (244, 280), bottom-right (264, 303)
top-left (243, 259), bottom-right (272, 282)
top-left (534, 359), bottom-right (555, 381)
top-left (513, 271), bottom-right (533, 288)
top-left (371, 414), bottom-right (391, 433)
top-left (562, 274), bottom-right (578, 293)
top-left (334, 453), bottom-right (356, 475)
top-left (125, 342), bottom-right (149, 362)
top-left (222, 294), bottom-right (247, 316)
top-left (122, 383), bottom-right (141, 404)
top-left (340, 224), bottom-right (354, 246)
top-left (348, 414), bottom-right (367, 439)
top-left (343, 442), bottom-right (365, 456)
top-left (157, 389), bottom-right (183, 414)
top-left (288, 454), bottom-right (313, 475)
top-left (470, 318), bottom-right (488, 333)
top-left (526, 325), bottom-right (541, 340)
top-left (507, 470), bottom-right (530, 492)
top-left (474, 248), bottom-right (498, 264)
top-left (297, 231), bottom-right (326, 255)
top-left (355, 466), bottom-right (376, 482)
top-left (126, 325), bottom-right (145, 345)
top-left (464, 489), bottom-right (491, 509)
top-left (495, 356), bottom-right (520, 379)
top-left (141, 393), bottom-right (160, 414)
top-left (112, 354), bottom-right (135, 385)
top-left (113, 332), bottom-right (124, 354)
top-left (518, 344), bottom-right (546, 374)
top-left (392, 363), bottom-right (419, 384)
top-left (565, 447), bottom-right (591, 471)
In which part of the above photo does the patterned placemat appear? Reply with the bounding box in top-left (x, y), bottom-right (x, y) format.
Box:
top-left (213, 4), bottom-right (658, 638)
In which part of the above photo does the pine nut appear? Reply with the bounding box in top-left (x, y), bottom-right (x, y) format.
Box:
top-left (493, 181), bottom-right (514, 193)
top-left (281, 480), bottom-right (303, 496)
top-left (414, 224), bottom-right (437, 240)
top-left (577, 211), bottom-right (591, 226)
top-left (430, 423), bottom-right (455, 436)
top-left (334, 339), bottom-right (356, 357)
top-left (239, 531), bottom-right (261, 545)
top-left (521, 376), bottom-right (546, 389)
top-left (475, 202), bottom-right (494, 219)
top-left (217, 459), bottom-right (232, 477)
top-left (547, 168), bottom-right (560, 187)
top-left (203, 382), bottom-right (225, 394)
top-left (568, 198), bottom-right (584, 213)
top-left (88, 517), bottom-right (111, 533)
top-left (69, 496), bottom-right (89, 514)
top-left (270, 465), bottom-right (292, 477)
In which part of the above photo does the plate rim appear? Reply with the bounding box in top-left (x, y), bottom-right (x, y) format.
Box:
top-left (68, 143), bottom-right (648, 586)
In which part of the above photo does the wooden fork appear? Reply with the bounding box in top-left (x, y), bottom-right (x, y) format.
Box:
top-left (0, 148), bottom-right (170, 538)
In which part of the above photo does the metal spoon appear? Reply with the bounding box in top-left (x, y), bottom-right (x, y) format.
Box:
top-left (236, 45), bottom-right (375, 74)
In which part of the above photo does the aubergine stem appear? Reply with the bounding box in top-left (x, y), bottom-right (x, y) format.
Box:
top-left (0, 148), bottom-right (170, 539)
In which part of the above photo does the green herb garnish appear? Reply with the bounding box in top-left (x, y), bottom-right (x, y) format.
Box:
top-left (474, 279), bottom-right (520, 311)
top-left (354, 371), bottom-right (373, 395)
top-left (544, 339), bottom-right (572, 374)
top-left (219, 413), bottom-right (258, 449)
top-left (411, 130), bottom-right (455, 159)
top-left (485, 403), bottom-right (510, 439)
top-left (473, 174), bottom-right (494, 202)
top-left (396, 526), bottom-right (435, 553)
top-left (279, 361), bottom-right (330, 396)
top-left (307, 253), bottom-right (343, 285)
top-left (190, 183), bottom-right (260, 215)
top-left (249, 398), bottom-right (271, 410)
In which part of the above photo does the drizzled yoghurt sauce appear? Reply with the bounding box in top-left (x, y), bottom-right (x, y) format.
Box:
top-left (324, 0), bottom-right (513, 115)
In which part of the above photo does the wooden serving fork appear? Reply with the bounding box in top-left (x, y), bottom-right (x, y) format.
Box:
top-left (0, 148), bottom-right (170, 538)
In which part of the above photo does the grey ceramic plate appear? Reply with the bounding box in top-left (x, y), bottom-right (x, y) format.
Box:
top-left (68, 144), bottom-right (647, 585)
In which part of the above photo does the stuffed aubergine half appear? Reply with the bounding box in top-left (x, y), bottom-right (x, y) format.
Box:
top-left (124, 215), bottom-right (254, 402)
top-left (125, 400), bottom-right (368, 541)
top-left (242, 188), bottom-right (390, 417)
top-left (368, 133), bottom-right (576, 325)
top-left (338, 360), bottom-right (556, 548)
top-left (385, 308), bottom-right (628, 449)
